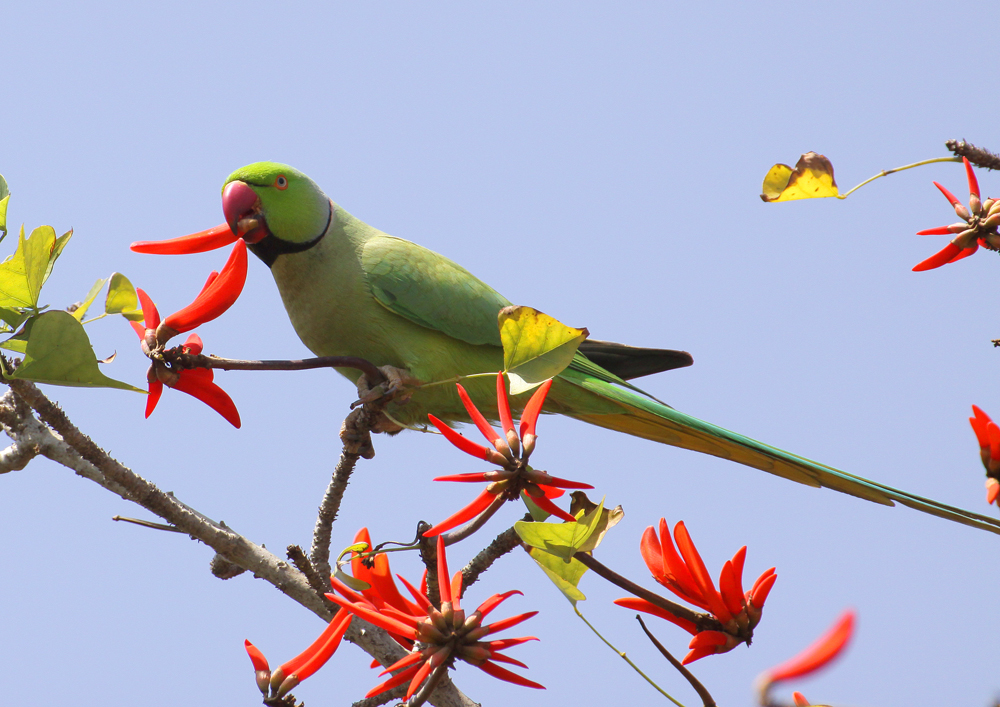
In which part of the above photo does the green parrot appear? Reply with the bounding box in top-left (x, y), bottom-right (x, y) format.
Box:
top-left (132, 162), bottom-right (1000, 535)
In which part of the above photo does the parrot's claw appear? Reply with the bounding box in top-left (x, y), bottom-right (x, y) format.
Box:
top-left (353, 365), bottom-right (421, 409)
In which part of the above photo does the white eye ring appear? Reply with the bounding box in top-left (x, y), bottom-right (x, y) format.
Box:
top-left (275, 175), bottom-right (288, 190)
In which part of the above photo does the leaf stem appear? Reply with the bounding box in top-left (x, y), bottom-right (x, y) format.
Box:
top-left (838, 156), bottom-right (961, 199)
top-left (573, 605), bottom-right (686, 707)
top-left (635, 616), bottom-right (716, 707)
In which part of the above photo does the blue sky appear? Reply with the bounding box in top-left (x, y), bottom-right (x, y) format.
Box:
top-left (3, 2), bottom-right (998, 706)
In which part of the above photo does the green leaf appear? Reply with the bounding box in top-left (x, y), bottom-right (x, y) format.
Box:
top-left (528, 547), bottom-right (587, 606)
top-left (522, 491), bottom-right (553, 521)
top-left (514, 499), bottom-right (605, 561)
top-left (0, 329), bottom-right (27, 353)
top-left (0, 306), bottom-right (27, 330)
top-left (105, 273), bottom-right (143, 321)
top-left (0, 224), bottom-right (71, 310)
top-left (334, 567), bottom-right (372, 592)
top-left (72, 278), bottom-right (109, 322)
top-left (499, 305), bottom-right (588, 395)
top-left (4, 311), bottom-right (144, 391)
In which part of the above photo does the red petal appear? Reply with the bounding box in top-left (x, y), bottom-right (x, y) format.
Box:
top-left (536, 476), bottom-right (594, 490)
top-left (136, 288), bottom-right (161, 330)
top-left (688, 630), bottom-right (729, 649)
top-left (987, 478), bottom-right (1000, 505)
top-left (987, 422), bottom-right (1000, 462)
top-left (488, 652), bottom-right (530, 670)
top-left (475, 590), bottom-right (524, 619)
top-left (933, 181), bottom-right (962, 207)
top-left (613, 597), bottom-right (697, 634)
top-left (433, 472), bottom-right (493, 483)
top-left (483, 611), bottom-right (538, 635)
top-left (278, 607), bottom-right (351, 677)
top-left (364, 662), bottom-right (421, 698)
top-left (423, 488), bottom-right (498, 538)
top-left (324, 593), bottom-right (417, 640)
top-left (497, 373), bottom-right (516, 439)
top-left (427, 414), bottom-right (493, 462)
top-left (528, 493), bottom-right (577, 523)
top-left (674, 522), bottom-right (732, 624)
top-left (912, 242), bottom-right (962, 271)
top-left (451, 571), bottom-right (463, 612)
top-left (171, 370), bottom-right (241, 428)
top-left (519, 379), bottom-right (552, 440)
top-left (436, 535), bottom-right (451, 604)
top-left (657, 519), bottom-right (704, 606)
top-left (486, 636), bottom-right (539, 651)
top-left (948, 244), bottom-right (978, 263)
top-left (287, 609), bottom-right (352, 681)
top-left (130, 223), bottom-right (237, 254)
top-left (719, 560), bottom-right (744, 617)
top-left (457, 383), bottom-right (503, 447)
top-left (183, 333), bottom-right (204, 355)
top-left (161, 240), bottom-right (248, 333)
top-left (476, 660), bottom-right (545, 689)
top-left (244, 639), bottom-right (270, 672)
top-left (763, 610), bottom-right (855, 684)
top-left (351, 528), bottom-right (422, 617)
top-left (681, 646), bottom-right (716, 665)
top-left (130, 321), bottom-right (145, 339)
top-left (964, 157), bottom-right (981, 199)
top-left (405, 658), bottom-right (434, 700)
top-left (378, 650), bottom-right (424, 677)
top-left (750, 570), bottom-right (777, 609)
top-left (730, 546), bottom-right (747, 589)
top-left (970, 416), bottom-right (990, 448)
top-left (915, 226), bottom-right (956, 235)
top-left (145, 379), bottom-right (163, 419)
top-left (639, 525), bottom-right (665, 578)
top-left (395, 574), bottom-right (433, 613)
top-left (973, 405), bottom-right (993, 426)
top-left (792, 691), bottom-right (811, 706)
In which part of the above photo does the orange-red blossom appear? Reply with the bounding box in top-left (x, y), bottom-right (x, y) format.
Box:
top-left (913, 157), bottom-right (1000, 271)
top-left (614, 518), bottom-right (776, 664)
top-left (424, 374), bottom-right (593, 536)
top-left (327, 534), bottom-right (543, 701)
top-left (756, 609), bottom-right (855, 706)
top-left (130, 240), bottom-right (246, 427)
top-left (968, 405), bottom-right (1000, 507)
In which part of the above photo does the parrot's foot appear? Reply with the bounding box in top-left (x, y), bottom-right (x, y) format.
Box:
top-left (353, 365), bottom-right (421, 411)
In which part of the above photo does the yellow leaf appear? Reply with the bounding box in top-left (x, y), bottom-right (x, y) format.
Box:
top-left (761, 152), bottom-right (840, 202)
top-left (499, 305), bottom-right (588, 395)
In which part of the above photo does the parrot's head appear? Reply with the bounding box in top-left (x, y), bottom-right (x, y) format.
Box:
top-left (131, 162), bottom-right (331, 267)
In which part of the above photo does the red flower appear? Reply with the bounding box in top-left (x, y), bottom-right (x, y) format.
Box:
top-left (614, 519), bottom-right (776, 664)
top-left (131, 286), bottom-right (241, 428)
top-left (968, 405), bottom-right (1000, 506)
top-left (912, 158), bottom-right (1000, 271)
top-left (327, 534), bottom-right (543, 701)
top-left (424, 375), bottom-right (593, 536)
top-left (756, 609), bottom-right (855, 700)
top-left (243, 607), bottom-right (353, 699)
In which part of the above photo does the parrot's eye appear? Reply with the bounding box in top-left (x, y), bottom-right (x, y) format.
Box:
top-left (275, 175), bottom-right (288, 190)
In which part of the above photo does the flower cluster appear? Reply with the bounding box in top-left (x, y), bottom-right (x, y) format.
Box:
top-left (327, 534), bottom-right (543, 701)
top-left (912, 157), bottom-right (1000, 271)
top-left (968, 405), bottom-right (1000, 507)
top-left (130, 240), bottom-right (247, 426)
top-left (615, 518), bottom-right (776, 664)
top-left (424, 375), bottom-right (593, 536)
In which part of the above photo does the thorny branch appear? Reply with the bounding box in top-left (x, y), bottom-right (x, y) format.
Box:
top-left (0, 375), bottom-right (475, 707)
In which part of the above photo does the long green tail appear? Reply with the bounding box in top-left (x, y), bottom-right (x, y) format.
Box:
top-left (558, 367), bottom-right (1000, 536)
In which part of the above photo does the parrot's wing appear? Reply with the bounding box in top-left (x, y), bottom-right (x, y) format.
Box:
top-left (361, 235), bottom-right (510, 347)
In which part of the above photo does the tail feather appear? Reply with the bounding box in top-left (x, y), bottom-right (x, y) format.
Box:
top-left (560, 369), bottom-right (1000, 535)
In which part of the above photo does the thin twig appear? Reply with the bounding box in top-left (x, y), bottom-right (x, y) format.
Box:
top-left (407, 663), bottom-right (450, 707)
top-left (311, 443), bottom-right (364, 580)
top-left (162, 351), bottom-right (386, 384)
top-left (636, 615), bottom-right (717, 707)
top-left (288, 544), bottom-right (331, 601)
top-left (459, 515), bottom-right (529, 594)
top-left (112, 515), bottom-right (184, 532)
top-left (573, 552), bottom-right (721, 633)
top-left (418, 522), bottom-right (441, 607)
